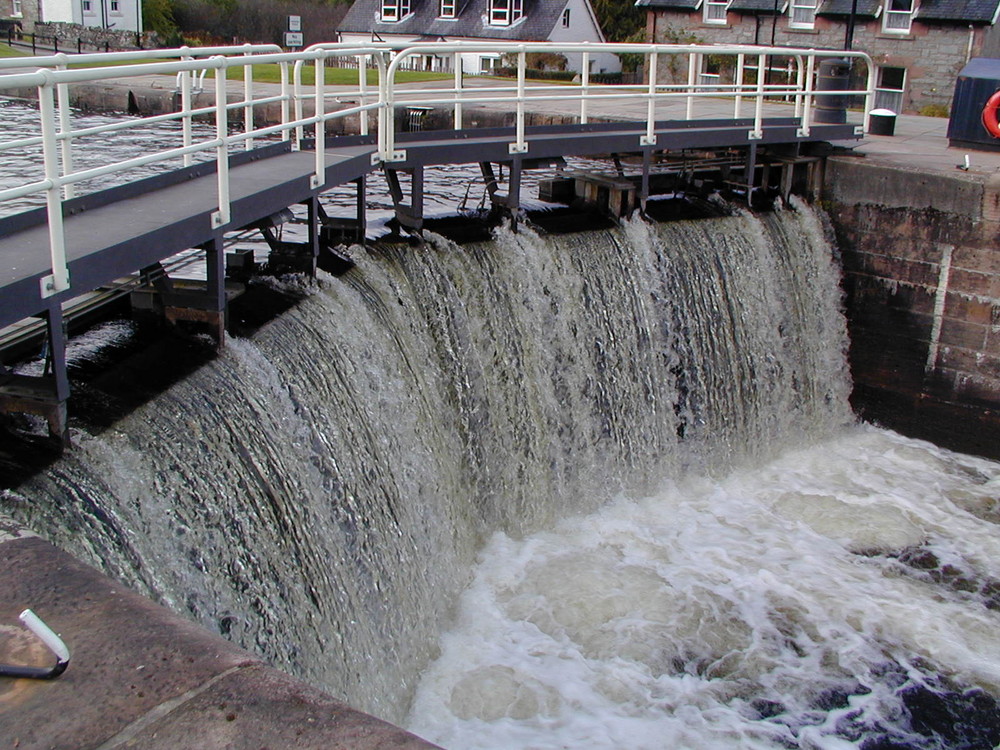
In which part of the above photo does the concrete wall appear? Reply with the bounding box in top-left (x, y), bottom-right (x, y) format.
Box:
top-left (0, 518), bottom-right (440, 749)
top-left (824, 158), bottom-right (1000, 458)
top-left (645, 8), bottom-right (987, 114)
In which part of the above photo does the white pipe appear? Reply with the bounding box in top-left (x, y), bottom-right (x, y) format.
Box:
top-left (19, 610), bottom-right (70, 664)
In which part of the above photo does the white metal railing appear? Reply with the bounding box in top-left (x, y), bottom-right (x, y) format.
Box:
top-left (0, 41), bottom-right (874, 302)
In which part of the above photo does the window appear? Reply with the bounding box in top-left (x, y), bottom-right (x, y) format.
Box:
top-left (381, 0), bottom-right (410, 22)
top-left (789, 0), bottom-right (817, 28)
top-left (480, 56), bottom-right (498, 73)
top-left (440, 0), bottom-right (456, 17)
top-left (703, 0), bottom-right (729, 24)
top-left (562, 8), bottom-right (570, 26)
top-left (883, 0), bottom-right (914, 32)
top-left (11, 0), bottom-right (21, 15)
top-left (82, 0), bottom-right (92, 12)
top-left (875, 66), bottom-right (905, 112)
top-left (110, 0), bottom-right (119, 11)
top-left (489, 0), bottom-right (524, 26)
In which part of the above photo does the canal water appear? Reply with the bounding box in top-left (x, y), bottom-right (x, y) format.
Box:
top-left (2, 98), bottom-right (1000, 748)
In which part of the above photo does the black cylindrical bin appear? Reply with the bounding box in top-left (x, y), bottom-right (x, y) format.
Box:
top-left (868, 108), bottom-right (897, 136)
top-left (814, 58), bottom-right (851, 124)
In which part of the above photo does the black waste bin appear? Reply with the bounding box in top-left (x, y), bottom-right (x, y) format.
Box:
top-left (869, 108), bottom-right (896, 136)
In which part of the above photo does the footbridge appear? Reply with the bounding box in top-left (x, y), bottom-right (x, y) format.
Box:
top-left (0, 41), bottom-right (873, 443)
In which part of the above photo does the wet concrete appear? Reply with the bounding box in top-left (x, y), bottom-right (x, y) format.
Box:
top-left (0, 519), bottom-right (439, 750)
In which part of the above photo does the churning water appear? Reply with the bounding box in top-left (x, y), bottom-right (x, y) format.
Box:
top-left (4, 176), bottom-right (1000, 747)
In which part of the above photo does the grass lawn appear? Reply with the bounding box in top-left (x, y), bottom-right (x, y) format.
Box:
top-left (0, 43), bottom-right (25, 57)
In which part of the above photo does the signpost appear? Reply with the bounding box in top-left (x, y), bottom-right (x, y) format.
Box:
top-left (286, 15), bottom-right (303, 48)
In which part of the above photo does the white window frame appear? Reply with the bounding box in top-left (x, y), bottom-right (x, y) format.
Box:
top-left (439, 0), bottom-right (456, 18)
top-left (882, 0), bottom-right (915, 32)
top-left (110, 0), bottom-right (120, 12)
top-left (874, 65), bottom-right (906, 112)
top-left (789, 0), bottom-right (818, 28)
top-left (381, 0), bottom-right (411, 23)
top-left (489, 0), bottom-right (524, 26)
top-left (82, 0), bottom-right (93, 13)
top-left (703, 0), bottom-right (729, 24)
top-left (10, 0), bottom-right (22, 16)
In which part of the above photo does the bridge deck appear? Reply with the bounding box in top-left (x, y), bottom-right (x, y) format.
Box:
top-left (0, 117), bottom-right (857, 334)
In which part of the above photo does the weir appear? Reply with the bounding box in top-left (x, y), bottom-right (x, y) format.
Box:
top-left (0, 41), bottom-right (870, 445)
top-left (4, 42), bottom-right (1000, 750)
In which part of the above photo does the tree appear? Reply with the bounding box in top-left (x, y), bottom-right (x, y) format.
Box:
top-left (591, 0), bottom-right (645, 42)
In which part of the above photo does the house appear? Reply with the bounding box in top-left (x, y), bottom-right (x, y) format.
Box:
top-left (636, 0), bottom-right (1000, 114)
top-left (337, 0), bottom-right (621, 76)
top-left (40, 0), bottom-right (142, 34)
top-left (1, 0), bottom-right (39, 33)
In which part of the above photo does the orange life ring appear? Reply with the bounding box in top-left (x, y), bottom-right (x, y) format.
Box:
top-left (982, 90), bottom-right (1000, 138)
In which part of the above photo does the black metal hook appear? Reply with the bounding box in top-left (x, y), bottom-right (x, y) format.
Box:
top-left (0, 609), bottom-right (70, 680)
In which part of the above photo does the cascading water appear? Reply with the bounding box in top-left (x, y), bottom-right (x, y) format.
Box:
top-left (4, 201), bottom-right (999, 747)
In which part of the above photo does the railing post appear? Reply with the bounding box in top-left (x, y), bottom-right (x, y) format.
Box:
top-left (580, 50), bottom-right (590, 124)
top-left (293, 59), bottom-right (305, 148)
top-left (313, 53), bottom-right (325, 189)
top-left (735, 52), bottom-right (745, 118)
top-left (510, 49), bottom-right (527, 154)
top-left (38, 80), bottom-right (70, 298)
top-left (55, 57), bottom-right (75, 200)
top-left (751, 53), bottom-right (765, 140)
top-left (798, 54), bottom-right (815, 137)
top-left (686, 51), bottom-right (697, 120)
top-left (359, 53), bottom-right (370, 136)
top-left (211, 60), bottom-right (231, 228)
top-left (243, 45), bottom-right (254, 151)
top-left (378, 52), bottom-right (392, 162)
top-left (181, 55), bottom-right (194, 167)
top-left (642, 51), bottom-right (657, 146)
top-left (453, 51), bottom-right (462, 130)
top-left (280, 61), bottom-right (290, 142)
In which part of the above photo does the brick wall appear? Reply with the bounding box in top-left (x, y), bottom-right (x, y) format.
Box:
top-left (647, 9), bottom-right (987, 113)
top-left (825, 158), bottom-right (1000, 458)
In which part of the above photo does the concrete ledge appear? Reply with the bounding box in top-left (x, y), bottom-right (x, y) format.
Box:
top-left (0, 528), bottom-right (438, 750)
top-left (826, 157), bottom-right (986, 218)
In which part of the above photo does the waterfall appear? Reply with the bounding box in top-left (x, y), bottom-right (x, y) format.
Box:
top-left (6, 202), bottom-right (910, 731)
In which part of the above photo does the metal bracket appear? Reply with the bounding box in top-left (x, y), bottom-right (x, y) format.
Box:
top-left (508, 142), bottom-right (528, 154)
top-left (211, 210), bottom-right (225, 229)
top-left (310, 174), bottom-right (321, 189)
top-left (0, 609), bottom-right (70, 680)
top-left (796, 127), bottom-right (810, 138)
top-left (854, 125), bottom-right (865, 135)
top-left (376, 149), bottom-right (407, 163)
top-left (748, 130), bottom-right (763, 141)
top-left (639, 135), bottom-right (657, 146)
top-left (39, 273), bottom-right (67, 298)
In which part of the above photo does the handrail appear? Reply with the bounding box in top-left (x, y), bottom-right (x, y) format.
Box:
top-left (0, 41), bottom-right (873, 302)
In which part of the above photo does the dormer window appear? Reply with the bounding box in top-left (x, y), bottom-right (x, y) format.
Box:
top-left (381, 0), bottom-right (411, 22)
top-left (789, 0), bottom-right (817, 28)
top-left (489, 0), bottom-right (524, 26)
top-left (883, 0), bottom-right (914, 32)
top-left (440, 0), bottom-right (456, 17)
top-left (703, 0), bottom-right (729, 23)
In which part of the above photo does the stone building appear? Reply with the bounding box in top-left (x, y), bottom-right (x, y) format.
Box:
top-left (637, 0), bottom-right (1000, 114)
top-left (338, 0), bottom-right (621, 76)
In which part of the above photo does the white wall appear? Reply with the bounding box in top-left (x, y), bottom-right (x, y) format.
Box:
top-left (41, 0), bottom-right (73, 23)
top-left (546, 0), bottom-right (621, 74)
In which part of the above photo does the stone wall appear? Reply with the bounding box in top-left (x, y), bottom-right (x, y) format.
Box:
top-left (646, 9), bottom-right (986, 113)
top-left (824, 158), bottom-right (1000, 458)
top-left (33, 20), bottom-right (157, 50)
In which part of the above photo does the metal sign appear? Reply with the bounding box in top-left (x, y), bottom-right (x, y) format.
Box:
top-left (285, 31), bottom-right (304, 47)
top-left (288, 15), bottom-right (301, 31)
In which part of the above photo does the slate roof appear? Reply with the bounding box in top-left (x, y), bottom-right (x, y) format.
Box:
top-left (634, 0), bottom-right (701, 9)
top-left (728, 0), bottom-right (787, 14)
top-left (816, 0), bottom-right (880, 16)
top-left (916, 0), bottom-right (999, 22)
top-left (339, 0), bottom-right (577, 41)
